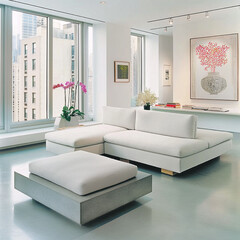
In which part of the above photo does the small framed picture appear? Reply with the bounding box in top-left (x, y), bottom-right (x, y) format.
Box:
top-left (114, 61), bottom-right (130, 83)
top-left (162, 65), bottom-right (172, 86)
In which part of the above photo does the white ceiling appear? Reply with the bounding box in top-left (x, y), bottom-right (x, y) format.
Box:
top-left (4, 0), bottom-right (240, 35)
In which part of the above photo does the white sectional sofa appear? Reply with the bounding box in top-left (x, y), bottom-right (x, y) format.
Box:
top-left (45, 106), bottom-right (233, 175)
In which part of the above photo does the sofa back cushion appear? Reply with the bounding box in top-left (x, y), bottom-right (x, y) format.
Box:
top-left (103, 106), bottom-right (136, 130)
top-left (135, 110), bottom-right (197, 139)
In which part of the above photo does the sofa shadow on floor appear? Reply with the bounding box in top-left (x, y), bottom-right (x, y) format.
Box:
top-left (136, 155), bottom-right (232, 190)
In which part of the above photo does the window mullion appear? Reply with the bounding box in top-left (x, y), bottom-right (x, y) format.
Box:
top-left (4, 7), bottom-right (12, 132)
top-left (48, 17), bottom-right (53, 119)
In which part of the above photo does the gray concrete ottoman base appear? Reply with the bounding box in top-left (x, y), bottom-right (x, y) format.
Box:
top-left (14, 167), bottom-right (152, 225)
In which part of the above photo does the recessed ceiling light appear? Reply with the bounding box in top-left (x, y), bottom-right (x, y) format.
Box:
top-left (100, 1), bottom-right (106, 4)
top-left (205, 12), bottom-right (209, 18)
top-left (169, 18), bottom-right (173, 25)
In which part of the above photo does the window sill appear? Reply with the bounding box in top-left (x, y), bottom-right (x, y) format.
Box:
top-left (0, 121), bottom-right (101, 150)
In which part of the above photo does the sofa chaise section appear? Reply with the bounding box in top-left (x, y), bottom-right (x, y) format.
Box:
top-left (45, 107), bottom-right (136, 154)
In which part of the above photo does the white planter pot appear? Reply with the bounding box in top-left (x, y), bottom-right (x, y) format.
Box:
top-left (54, 116), bottom-right (79, 130)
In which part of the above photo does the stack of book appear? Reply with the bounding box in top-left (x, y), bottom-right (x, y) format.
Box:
top-left (165, 103), bottom-right (181, 108)
top-left (155, 103), bottom-right (166, 107)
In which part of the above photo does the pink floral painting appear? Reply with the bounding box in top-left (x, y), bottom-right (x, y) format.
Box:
top-left (195, 42), bottom-right (229, 72)
top-left (190, 34), bottom-right (238, 100)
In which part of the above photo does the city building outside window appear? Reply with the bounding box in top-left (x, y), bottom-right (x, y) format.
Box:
top-left (24, 108), bottom-right (27, 119)
top-left (32, 108), bottom-right (36, 119)
top-left (52, 19), bottom-right (80, 117)
top-left (24, 92), bottom-right (27, 104)
top-left (24, 76), bottom-right (27, 88)
top-left (24, 44), bottom-right (27, 55)
top-left (32, 42), bottom-right (36, 54)
top-left (32, 92), bottom-right (36, 103)
top-left (24, 60), bottom-right (27, 72)
top-left (71, 45), bottom-right (74, 58)
top-left (32, 59), bottom-right (36, 70)
top-left (131, 34), bottom-right (145, 98)
top-left (71, 60), bottom-right (74, 73)
top-left (32, 76), bottom-right (36, 87)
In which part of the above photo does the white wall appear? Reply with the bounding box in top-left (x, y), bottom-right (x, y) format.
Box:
top-left (159, 36), bottom-right (173, 103)
top-left (173, 11), bottom-right (240, 109)
top-left (106, 23), bottom-right (132, 108)
top-left (93, 23), bottom-right (131, 121)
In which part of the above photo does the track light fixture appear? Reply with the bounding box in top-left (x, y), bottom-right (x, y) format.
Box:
top-left (148, 4), bottom-right (240, 24)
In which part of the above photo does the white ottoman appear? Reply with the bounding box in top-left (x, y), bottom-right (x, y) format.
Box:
top-left (14, 151), bottom-right (152, 225)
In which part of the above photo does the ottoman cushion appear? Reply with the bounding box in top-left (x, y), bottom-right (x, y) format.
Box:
top-left (45, 124), bottom-right (127, 148)
top-left (29, 151), bottom-right (138, 195)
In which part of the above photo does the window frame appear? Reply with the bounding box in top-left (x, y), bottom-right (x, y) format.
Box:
top-left (1, 6), bottom-right (88, 132)
top-left (82, 23), bottom-right (93, 120)
top-left (130, 33), bottom-right (145, 96)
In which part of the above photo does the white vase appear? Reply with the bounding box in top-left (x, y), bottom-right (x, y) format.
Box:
top-left (54, 116), bottom-right (79, 130)
top-left (201, 72), bottom-right (227, 95)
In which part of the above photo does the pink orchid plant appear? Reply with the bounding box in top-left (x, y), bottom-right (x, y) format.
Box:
top-left (196, 42), bottom-right (229, 72)
top-left (53, 81), bottom-right (87, 121)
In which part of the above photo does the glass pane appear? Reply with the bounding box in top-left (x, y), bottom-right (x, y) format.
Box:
top-left (131, 35), bottom-right (143, 97)
top-left (87, 25), bottom-right (93, 117)
top-left (12, 11), bottom-right (47, 122)
top-left (52, 19), bottom-right (79, 117)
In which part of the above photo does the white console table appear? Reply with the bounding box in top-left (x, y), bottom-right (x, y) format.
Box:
top-left (152, 107), bottom-right (240, 133)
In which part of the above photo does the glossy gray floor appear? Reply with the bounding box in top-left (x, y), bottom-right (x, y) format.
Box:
top-left (1, 135), bottom-right (240, 240)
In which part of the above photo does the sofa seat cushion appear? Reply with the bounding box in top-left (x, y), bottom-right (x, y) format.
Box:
top-left (45, 124), bottom-right (127, 148)
top-left (197, 129), bottom-right (233, 148)
top-left (29, 151), bottom-right (138, 195)
top-left (104, 130), bottom-right (208, 158)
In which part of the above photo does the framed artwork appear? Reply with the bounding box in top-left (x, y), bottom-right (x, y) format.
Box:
top-left (162, 65), bottom-right (172, 86)
top-left (114, 61), bottom-right (130, 83)
top-left (190, 33), bottom-right (238, 101)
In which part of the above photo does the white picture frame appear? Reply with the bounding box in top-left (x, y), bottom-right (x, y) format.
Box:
top-left (162, 65), bottom-right (172, 86)
top-left (114, 61), bottom-right (130, 83)
top-left (190, 33), bottom-right (239, 101)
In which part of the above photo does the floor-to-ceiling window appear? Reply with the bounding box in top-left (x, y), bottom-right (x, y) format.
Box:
top-left (131, 34), bottom-right (145, 97)
top-left (0, 5), bottom-right (93, 132)
top-left (12, 11), bottom-right (47, 122)
top-left (52, 19), bottom-right (80, 117)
